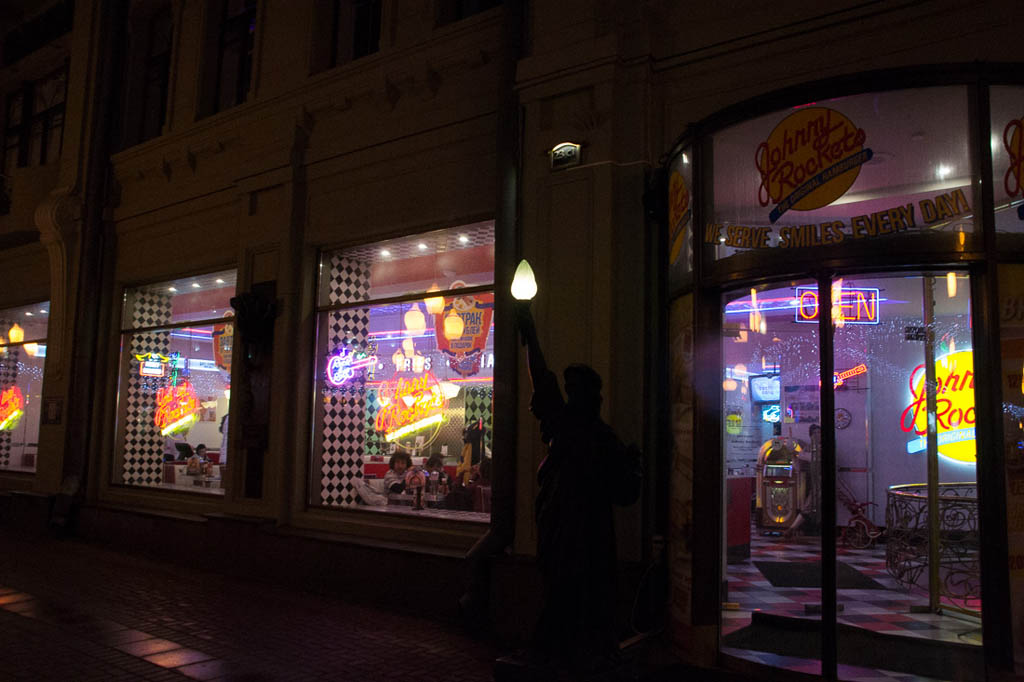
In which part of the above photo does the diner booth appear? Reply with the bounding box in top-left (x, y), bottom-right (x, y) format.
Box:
top-left (664, 67), bottom-right (1024, 680)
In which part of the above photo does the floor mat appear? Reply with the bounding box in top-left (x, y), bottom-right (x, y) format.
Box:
top-left (754, 560), bottom-right (886, 589)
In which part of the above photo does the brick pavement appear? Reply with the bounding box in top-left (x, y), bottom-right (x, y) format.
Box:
top-left (0, 531), bottom-right (499, 681)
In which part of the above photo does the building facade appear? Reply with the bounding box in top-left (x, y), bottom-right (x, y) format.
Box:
top-left (1, 1), bottom-right (1023, 680)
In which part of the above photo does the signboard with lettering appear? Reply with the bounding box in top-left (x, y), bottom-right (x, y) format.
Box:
top-left (755, 107), bottom-right (872, 224)
top-left (374, 372), bottom-right (448, 450)
top-left (900, 349), bottom-right (976, 464)
top-left (434, 288), bottom-right (493, 377)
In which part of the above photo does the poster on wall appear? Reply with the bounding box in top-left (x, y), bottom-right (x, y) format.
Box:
top-left (212, 311), bottom-right (234, 372)
top-left (434, 287), bottom-right (493, 377)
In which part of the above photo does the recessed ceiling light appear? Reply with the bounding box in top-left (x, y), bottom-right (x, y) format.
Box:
top-left (168, 287), bottom-right (177, 292)
top-left (215, 278), bottom-right (225, 284)
top-left (192, 282), bottom-right (201, 288)
top-left (25, 312), bottom-right (32, 316)
top-left (458, 235), bottom-right (469, 244)
top-left (418, 243), bottom-right (427, 250)
top-left (380, 249), bottom-right (391, 257)
top-left (936, 164), bottom-right (952, 180)
top-left (40, 310), bottom-right (47, 314)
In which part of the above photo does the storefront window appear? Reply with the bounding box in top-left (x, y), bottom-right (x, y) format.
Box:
top-left (708, 87), bottom-right (976, 263)
top-left (0, 302), bottom-right (48, 473)
top-left (990, 86), bottom-right (1024, 236)
top-left (113, 271), bottom-right (235, 495)
top-left (312, 221), bottom-right (494, 521)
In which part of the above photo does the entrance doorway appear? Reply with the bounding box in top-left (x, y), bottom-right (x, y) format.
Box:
top-left (720, 272), bottom-right (982, 681)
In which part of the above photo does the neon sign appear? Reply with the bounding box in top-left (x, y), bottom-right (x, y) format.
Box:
top-left (325, 346), bottom-right (377, 387)
top-left (374, 372), bottom-right (448, 449)
top-left (135, 352), bottom-right (170, 377)
top-left (833, 363), bottom-right (867, 388)
top-left (0, 386), bottom-right (24, 431)
top-left (794, 286), bottom-right (880, 324)
top-left (155, 380), bottom-right (200, 436)
top-left (761, 404), bottom-right (781, 423)
top-left (900, 349), bottom-right (976, 464)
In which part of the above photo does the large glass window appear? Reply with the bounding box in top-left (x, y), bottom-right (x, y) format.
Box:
top-left (312, 221), bottom-right (495, 521)
top-left (708, 87), bottom-right (976, 264)
top-left (114, 271), bottom-right (235, 495)
top-left (0, 302), bottom-right (49, 473)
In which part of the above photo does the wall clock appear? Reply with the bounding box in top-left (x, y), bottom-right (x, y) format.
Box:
top-left (835, 407), bottom-right (852, 430)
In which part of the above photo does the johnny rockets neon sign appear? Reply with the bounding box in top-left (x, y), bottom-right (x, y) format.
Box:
top-left (325, 347), bottom-right (377, 387)
top-left (794, 286), bottom-right (880, 324)
top-left (0, 386), bottom-right (24, 431)
top-left (374, 372), bottom-right (448, 446)
top-left (900, 349), bottom-right (976, 464)
top-left (155, 380), bottom-right (200, 436)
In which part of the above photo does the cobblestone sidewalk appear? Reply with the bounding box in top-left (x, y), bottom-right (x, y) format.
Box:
top-left (0, 532), bottom-right (497, 681)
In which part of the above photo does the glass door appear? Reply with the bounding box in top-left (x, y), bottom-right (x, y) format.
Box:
top-left (719, 272), bottom-right (985, 681)
top-left (830, 272), bottom-right (982, 681)
top-left (720, 280), bottom-right (822, 676)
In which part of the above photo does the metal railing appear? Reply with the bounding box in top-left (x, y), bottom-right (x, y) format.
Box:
top-left (886, 482), bottom-right (980, 612)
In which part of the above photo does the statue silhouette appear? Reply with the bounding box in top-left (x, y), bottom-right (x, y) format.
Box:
top-left (515, 302), bottom-right (642, 671)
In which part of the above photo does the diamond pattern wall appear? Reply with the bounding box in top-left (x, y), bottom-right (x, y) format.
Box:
top-left (122, 293), bottom-right (172, 486)
top-left (319, 254), bottom-right (371, 507)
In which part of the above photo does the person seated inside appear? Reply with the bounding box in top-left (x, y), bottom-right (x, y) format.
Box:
top-left (195, 444), bottom-right (208, 461)
top-left (425, 454), bottom-right (451, 495)
top-left (384, 452), bottom-right (413, 494)
top-left (174, 442), bottom-right (194, 461)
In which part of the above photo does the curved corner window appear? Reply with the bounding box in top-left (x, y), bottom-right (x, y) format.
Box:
top-left (113, 271), bottom-right (236, 495)
top-left (990, 86), bottom-right (1024, 237)
top-left (707, 87), bottom-right (976, 265)
top-left (312, 221), bottom-right (495, 522)
top-left (0, 302), bottom-right (49, 473)
top-left (667, 146), bottom-right (694, 294)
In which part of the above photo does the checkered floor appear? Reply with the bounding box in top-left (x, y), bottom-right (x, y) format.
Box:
top-left (722, 528), bottom-right (982, 681)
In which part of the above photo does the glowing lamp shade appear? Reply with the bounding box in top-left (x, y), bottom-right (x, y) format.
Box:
top-left (404, 305), bottom-right (426, 335)
top-left (946, 272), bottom-right (957, 298)
top-left (424, 285), bottom-right (445, 315)
top-left (23, 342), bottom-right (38, 357)
top-left (392, 349), bottom-right (405, 369)
top-left (402, 337), bottom-right (415, 357)
top-left (8, 323), bottom-right (24, 344)
top-left (511, 259), bottom-right (538, 301)
top-left (443, 311), bottom-right (464, 340)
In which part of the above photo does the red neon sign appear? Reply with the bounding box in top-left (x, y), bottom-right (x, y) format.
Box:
top-left (374, 372), bottom-right (448, 443)
top-left (833, 364), bottom-right (867, 388)
top-left (0, 385), bottom-right (25, 431)
top-left (795, 286), bottom-right (880, 325)
top-left (154, 380), bottom-right (200, 436)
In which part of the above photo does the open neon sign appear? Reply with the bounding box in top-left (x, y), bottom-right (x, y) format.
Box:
top-left (325, 347), bottom-right (376, 387)
top-left (794, 286), bottom-right (880, 324)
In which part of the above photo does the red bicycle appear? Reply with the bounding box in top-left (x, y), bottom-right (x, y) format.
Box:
top-left (838, 477), bottom-right (883, 549)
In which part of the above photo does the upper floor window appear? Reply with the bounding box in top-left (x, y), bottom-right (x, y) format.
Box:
top-left (3, 65), bottom-right (67, 177)
top-left (199, 0), bottom-right (255, 118)
top-left (119, 5), bottom-right (172, 149)
top-left (311, 0), bottom-right (381, 75)
top-left (436, 0), bottom-right (501, 25)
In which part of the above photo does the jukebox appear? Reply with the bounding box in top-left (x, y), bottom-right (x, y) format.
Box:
top-left (757, 436), bottom-right (805, 529)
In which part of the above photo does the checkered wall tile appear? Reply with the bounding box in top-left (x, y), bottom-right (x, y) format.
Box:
top-left (319, 255), bottom-right (371, 507)
top-left (464, 387), bottom-right (493, 455)
top-left (0, 325), bottom-right (18, 468)
top-left (122, 293), bottom-right (172, 486)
